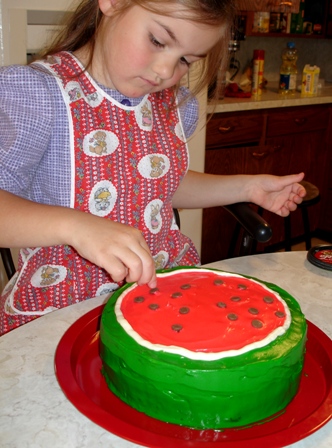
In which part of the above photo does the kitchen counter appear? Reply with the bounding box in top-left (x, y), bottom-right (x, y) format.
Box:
top-left (1, 251), bottom-right (332, 448)
top-left (207, 82), bottom-right (332, 114)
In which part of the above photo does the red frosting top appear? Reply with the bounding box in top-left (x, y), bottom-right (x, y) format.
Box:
top-left (119, 270), bottom-right (288, 352)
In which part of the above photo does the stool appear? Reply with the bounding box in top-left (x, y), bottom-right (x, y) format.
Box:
top-left (284, 181), bottom-right (320, 251)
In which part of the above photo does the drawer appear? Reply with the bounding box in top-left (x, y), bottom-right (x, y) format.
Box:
top-left (267, 106), bottom-right (329, 137)
top-left (206, 112), bottom-right (264, 148)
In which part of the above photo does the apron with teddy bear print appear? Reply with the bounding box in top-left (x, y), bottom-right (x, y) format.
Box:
top-left (0, 51), bottom-right (200, 335)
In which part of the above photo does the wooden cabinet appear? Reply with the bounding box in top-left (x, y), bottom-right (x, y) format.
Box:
top-left (201, 104), bottom-right (331, 264)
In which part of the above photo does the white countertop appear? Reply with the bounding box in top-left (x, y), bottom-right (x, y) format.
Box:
top-left (207, 82), bottom-right (332, 114)
top-left (1, 251), bottom-right (332, 448)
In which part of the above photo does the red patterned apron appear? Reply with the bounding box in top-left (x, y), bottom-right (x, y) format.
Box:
top-left (0, 52), bottom-right (200, 335)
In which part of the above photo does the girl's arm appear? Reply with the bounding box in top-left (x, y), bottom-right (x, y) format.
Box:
top-left (173, 170), bottom-right (306, 217)
top-left (0, 189), bottom-right (157, 287)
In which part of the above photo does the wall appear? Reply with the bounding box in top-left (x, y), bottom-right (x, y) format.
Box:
top-left (0, 0), bottom-right (77, 66)
top-left (235, 36), bottom-right (332, 83)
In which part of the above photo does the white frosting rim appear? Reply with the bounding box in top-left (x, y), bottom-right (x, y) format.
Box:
top-left (115, 268), bottom-right (291, 361)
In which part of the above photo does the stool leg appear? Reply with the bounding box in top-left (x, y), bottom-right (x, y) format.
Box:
top-left (284, 215), bottom-right (292, 251)
top-left (301, 206), bottom-right (312, 250)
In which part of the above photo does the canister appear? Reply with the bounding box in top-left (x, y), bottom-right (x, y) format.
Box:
top-left (301, 65), bottom-right (320, 95)
top-left (252, 49), bottom-right (265, 95)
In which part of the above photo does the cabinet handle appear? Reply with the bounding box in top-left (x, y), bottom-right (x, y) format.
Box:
top-left (294, 118), bottom-right (307, 126)
top-left (252, 150), bottom-right (268, 159)
top-left (218, 126), bottom-right (233, 133)
top-left (252, 144), bottom-right (283, 159)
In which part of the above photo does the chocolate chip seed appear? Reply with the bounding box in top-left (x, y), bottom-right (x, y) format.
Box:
top-left (180, 284), bottom-right (191, 290)
top-left (214, 279), bottom-right (224, 286)
top-left (217, 301), bottom-right (227, 308)
top-left (134, 296), bottom-right (145, 303)
top-left (263, 296), bottom-right (274, 304)
top-left (172, 324), bottom-right (183, 332)
top-left (238, 284), bottom-right (247, 290)
top-left (171, 292), bottom-right (183, 298)
top-left (231, 296), bottom-right (241, 302)
top-left (179, 307), bottom-right (190, 314)
top-left (149, 303), bottom-right (159, 310)
top-left (275, 311), bottom-right (286, 318)
top-left (227, 313), bottom-right (238, 321)
top-left (252, 319), bottom-right (263, 328)
top-left (248, 307), bottom-right (259, 315)
top-left (149, 288), bottom-right (159, 295)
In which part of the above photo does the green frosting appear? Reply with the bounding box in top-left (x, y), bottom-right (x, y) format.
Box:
top-left (100, 267), bottom-right (307, 429)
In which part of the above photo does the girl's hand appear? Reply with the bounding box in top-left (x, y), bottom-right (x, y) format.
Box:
top-left (68, 212), bottom-right (157, 288)
top-left (0, 190), bottom-right (157, 287)
top-left (247, 172), bottom-right (306, 217)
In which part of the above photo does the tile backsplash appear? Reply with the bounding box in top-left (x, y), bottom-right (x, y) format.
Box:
top-left (235, 36), bottom-right (332, 83)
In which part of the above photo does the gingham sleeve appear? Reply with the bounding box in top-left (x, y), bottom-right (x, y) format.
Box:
top-left (0, 65), bottom-right (54, 197)
top-left (178, 86), bottom-right (199, 138)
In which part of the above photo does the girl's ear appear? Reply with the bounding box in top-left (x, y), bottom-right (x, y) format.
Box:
top-left (98, 0), bottom-right (117, 16)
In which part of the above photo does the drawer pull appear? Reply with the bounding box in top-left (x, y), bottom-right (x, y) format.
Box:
top-left (294, 118), bottom-right (307, 126)
top-left (252, 151), bottom-right (268, 159)
top-left (218, 126), bottom-right (233, 133)
top-left (252, 144), bottom-right (283, 159)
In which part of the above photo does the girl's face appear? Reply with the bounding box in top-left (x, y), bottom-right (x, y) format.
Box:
top-left (88, 2), bottom-right (223, 97)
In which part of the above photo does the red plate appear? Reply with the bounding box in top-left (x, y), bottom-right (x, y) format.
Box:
top-left (54, 305), bottom-right (332, 448)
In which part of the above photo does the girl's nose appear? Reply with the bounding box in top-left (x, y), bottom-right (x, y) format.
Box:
top-left (153, 57), bottom-right (176, 81)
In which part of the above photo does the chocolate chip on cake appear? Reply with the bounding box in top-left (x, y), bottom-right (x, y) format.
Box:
top-left (171, 292), bottom-right (183, 298)
top-left (179, 307), bottom-right (190, 314)
top-left (149, 288), bottom-right (159, 295)
top-left (149, 303), bottom-right (160, 310)
top-left (248, 307), bottom-right (259, 315)
top-left (252, 319), bottom-right (263, 328)
top-left (213, 279), bottom-right (224, 286)
top-left (216, 301), bottom-right (227, 308)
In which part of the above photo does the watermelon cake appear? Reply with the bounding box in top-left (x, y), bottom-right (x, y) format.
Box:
top-left (100, 266), bottom-right (307, 429)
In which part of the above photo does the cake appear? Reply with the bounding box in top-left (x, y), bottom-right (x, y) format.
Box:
top-left (100, 266), bottom-right (307, 429)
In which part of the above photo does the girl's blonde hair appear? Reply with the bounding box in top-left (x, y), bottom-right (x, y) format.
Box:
top-left (39, 0), bottom-right (236, 100)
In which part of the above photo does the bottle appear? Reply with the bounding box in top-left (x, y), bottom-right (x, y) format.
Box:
top-left (252, 12), bottom-right (270, 33)
top-left (279, 42), bottom-right (298, 95)
top-left (252, 49), bottom-right (265, 96)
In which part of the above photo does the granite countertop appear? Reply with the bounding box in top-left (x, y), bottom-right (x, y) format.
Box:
top-left (207, 82), bottom-right (332, 114)
top-left (1, 252), bottom-right (332, 448)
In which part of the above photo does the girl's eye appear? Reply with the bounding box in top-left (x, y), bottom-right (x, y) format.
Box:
top-left (180, 57), bottom-right (190, 67)
top-left (149, 34), bottom-right (164, 48)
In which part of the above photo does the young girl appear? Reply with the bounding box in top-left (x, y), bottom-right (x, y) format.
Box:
top-left (0, 0), bottom-right (306, 335)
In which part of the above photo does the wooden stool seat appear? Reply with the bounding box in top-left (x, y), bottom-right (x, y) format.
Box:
top-left (284, 181), bottom-right (320, 251)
